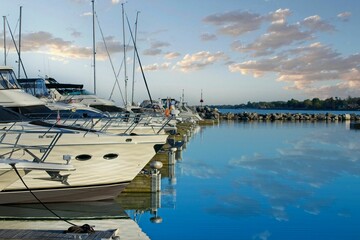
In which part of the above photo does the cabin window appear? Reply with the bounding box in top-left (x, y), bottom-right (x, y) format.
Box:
top-left (103, 153), bottom-right (119, 160)
top-left (75, 154), bottom-right (92, 161)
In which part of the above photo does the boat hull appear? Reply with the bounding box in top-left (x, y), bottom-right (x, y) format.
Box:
top-left (0, 123), bottom-right (167, 203)
top-left (0, 181), bottom-right (129, 204)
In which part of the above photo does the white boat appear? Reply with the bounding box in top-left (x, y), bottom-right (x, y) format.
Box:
top-left (0, 158), bottom-right (75, 192)
top-left (0, 118), bottom-right (167, 204)
top-left (0, 68), bottom-right (168, 203)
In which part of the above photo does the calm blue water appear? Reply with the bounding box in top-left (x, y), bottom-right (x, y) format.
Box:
top-left (218, 108), bottom-right (360, 115)
top-left (135, 121), bottom-right (360, 240)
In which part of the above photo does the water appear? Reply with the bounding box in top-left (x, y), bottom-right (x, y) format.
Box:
top-left (2, 121), bottom-right (360, 239)
top-left (218, 108), bottom-right (360, 115)
top-left (135, 121), bottom-right (360, 239)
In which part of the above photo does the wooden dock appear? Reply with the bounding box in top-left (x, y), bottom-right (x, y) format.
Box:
top-left (0, 228), bottom-right (117, 240)
top-left (0, 218), bottom-right (150, 240)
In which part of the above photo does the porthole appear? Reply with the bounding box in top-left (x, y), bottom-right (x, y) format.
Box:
top-left (126, 138), bottom-right (132, 142)
top-left (103, 153), bottom-right (119, 160)
top-left (75, 154), bottom-right (92, 161)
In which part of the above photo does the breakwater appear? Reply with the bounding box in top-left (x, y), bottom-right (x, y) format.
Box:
top-left (196, 106), bottom-right (360, 122)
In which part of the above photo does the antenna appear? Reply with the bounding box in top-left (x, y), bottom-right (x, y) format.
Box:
top-left (131, 11), bottom-right (140, 105)
top-left (91, 0), bottom-right (96, 94)
top-left (18, 6), bottom-right (22, 78)
top-left (122, 3), bottom-right (128, 108)
top-left (3, 16), bottom-right (6, 65)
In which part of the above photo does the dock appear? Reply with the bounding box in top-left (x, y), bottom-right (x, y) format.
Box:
top-left (0, 228), bottom-right (116, 240)
top-left (0, 218), bottom-right (150, 240)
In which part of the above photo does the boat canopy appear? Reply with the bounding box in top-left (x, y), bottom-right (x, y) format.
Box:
top-left (17, 78), bottom-right (50, 98)
top-left (0, 67), bottom-right (21, 90)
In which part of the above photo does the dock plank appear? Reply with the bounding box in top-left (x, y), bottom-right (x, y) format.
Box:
top-left (0, 229), bottom-right (116, 239)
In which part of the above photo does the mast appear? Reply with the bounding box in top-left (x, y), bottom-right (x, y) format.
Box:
top-left (131, 11), bottom-right (140, 105)
top-left (182, 89), bottom-right (185, 105)
top-left (200, 89), bottom-right (204, 107)
top-left (3, 16), bottom-right (6, 65)
top-left (92, 0), bottom-right (96, 94)
top-left (122, 3), bottom-right (128, 107)
top-left (18, 6), bottom-right (22, 78)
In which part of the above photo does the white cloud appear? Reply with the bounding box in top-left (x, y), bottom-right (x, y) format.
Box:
top-left (203, 10), bottom-right (265, 36)
top-left (337, 12), bottom-right (351, 22)
top-left (175, 51), bottom-right (228, 72)
top-left (233, 22), bottom-right (312, 56)
top-left (143, 62), bottom-right (171, 71)
top-left (164, 52), bottom-right (180, 60)
top-left (229, 42), bottom-right (360, 98)
top-left (200, 33), bottom-right (217, 41)
top-left (301, 15), bottom-right (335, 32)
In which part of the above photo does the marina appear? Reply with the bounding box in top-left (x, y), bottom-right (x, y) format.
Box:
top-left (1, 0), bottom-right (360, 239)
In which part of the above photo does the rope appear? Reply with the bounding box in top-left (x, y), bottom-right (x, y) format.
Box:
top-left (9, 163), bottom-right (76, 226)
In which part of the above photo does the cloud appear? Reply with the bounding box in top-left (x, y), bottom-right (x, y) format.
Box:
top-left (81, 11), bottom-right (92, 17)
top-left (175, 51), bottom-right (228, 72)
top-left (232, 22), bottom-right (312, 56)
top-left (9, 31), bottom-right (124, 61)
top-left (19, 31), bottom-right (91, 59)
top-left (229, 42), bottom-right (360, 98)
top-left (337, 12), bottom-right (351, 22)
top-left (164, 52), bottom-right (181, 60)
top-left (228, 127), bottom-right (360, 220)
top-left (142, 62), bottom-right (171, 71)
top-left (142, 40), bottom-right (170, 56)
top-left (253, 230), bottom-right (271, 240)
top-left (203, 10), bottom-right (265, 36)
top-left (200, 33), bottom-right (217, 41)
top-left (301, 15), bottom-right (335, 32)
top-left (205, 194), bottom-right (264, 217)
top-left (267, 8), bottom-right (292, 24)
top-left (143, 48), bottom-right (162, 56)
top-left (68, 28), bottom-right (82, 38)
top-left (96, 35), bottom-right (130, 59)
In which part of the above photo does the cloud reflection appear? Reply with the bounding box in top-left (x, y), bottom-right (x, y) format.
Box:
top-left (226, 128), bottom-right (360, 220)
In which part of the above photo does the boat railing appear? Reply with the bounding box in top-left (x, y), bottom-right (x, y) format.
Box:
top-left (0, 127), bottom-right (72, 163)
top-left (156, 115), bottom-right (174, 134)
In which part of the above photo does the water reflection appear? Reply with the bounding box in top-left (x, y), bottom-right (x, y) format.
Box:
top-left (161, 121), bottom-right (360, 240)
top-left (227, 123), bottom-right (360, 222)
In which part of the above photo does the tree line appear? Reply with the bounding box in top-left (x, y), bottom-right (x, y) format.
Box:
top-left (210, 97), bottom-right (360, 110)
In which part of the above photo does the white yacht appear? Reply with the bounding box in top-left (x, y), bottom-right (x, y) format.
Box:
top-left (0, 122), bottom-right (167, 204)
top-left (0, 158), bottom-right (75, 192)
top-left (0, 68), bottom-right (169, 203)
top-left (17, 76), bottom-right (177, 135)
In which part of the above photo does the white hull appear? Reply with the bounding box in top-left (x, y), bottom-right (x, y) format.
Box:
top-left (0, 158), bottom-right (75, 192)
top-left (0, 122), bottom-right (167, 203)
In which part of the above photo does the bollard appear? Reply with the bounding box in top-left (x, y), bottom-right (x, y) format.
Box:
top-left (150, 161), bottom-right (163, 193)
top-left (168, 147), bottom-right (177, 165)
top-left (183, 134), bottom-right (188, 143)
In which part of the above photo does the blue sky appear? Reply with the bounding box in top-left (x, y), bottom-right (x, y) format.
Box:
top-left (1, 0), bottom-right (359, 105)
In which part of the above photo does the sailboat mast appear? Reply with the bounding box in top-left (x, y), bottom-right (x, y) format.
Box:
top-left (131, 11), bottom-right (139, 105)
top-left (18, 6), bottom-right (22, 78)
top-left (3, 16), bottom-right (5, 65)
top-left (122, 3), bottom-right (128, 107)
top-left (92, 0), bottom-right (96, 95)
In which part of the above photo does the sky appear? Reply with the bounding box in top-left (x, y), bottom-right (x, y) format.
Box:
top-left (1, 0), bottom-right (359, 106)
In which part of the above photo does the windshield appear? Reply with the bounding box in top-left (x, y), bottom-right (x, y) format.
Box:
top-left (57, 88), bottom-right (92, 96)
top-left (0, 69), bottom-right (21, 89)
top-left (18, 78), bottom-right (50, 98)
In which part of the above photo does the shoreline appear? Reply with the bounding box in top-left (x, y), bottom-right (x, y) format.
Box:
top-left (196, 106), bottom-right (360, 122)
